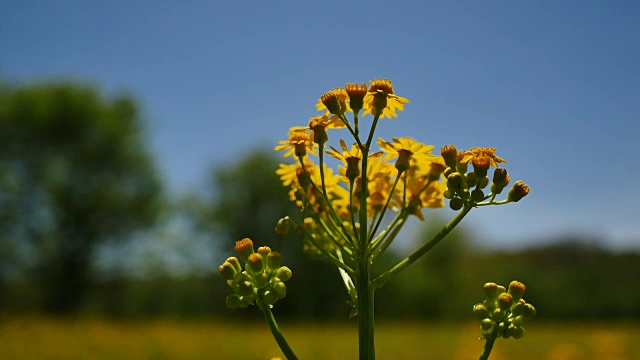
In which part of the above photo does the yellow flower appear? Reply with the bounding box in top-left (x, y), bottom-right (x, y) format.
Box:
top-left (274, 129), bottom-right (317, 158)
top-left (377, 137), bottom-right (436, 172)
top-left (460, 147), bottom-right (507, 169)
top-left (393, 162), bottom-right (445, 220)
top-left (362, 78), bottom-right (409, 119)
top-left (345, 82), bottom-right (368, 114)
top-left (317, 88), bottom-right (350, 116)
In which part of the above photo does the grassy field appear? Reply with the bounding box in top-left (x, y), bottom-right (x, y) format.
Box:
top-left (1, 316), bottom-right (639, 359)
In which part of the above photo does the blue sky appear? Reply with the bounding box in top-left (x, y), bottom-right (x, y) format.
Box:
top-left (2, 1), bottom-right (639, 251)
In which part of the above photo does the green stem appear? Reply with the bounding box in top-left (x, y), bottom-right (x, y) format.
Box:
top-left (259, 300), bottom-right (299, 360)
top-left (372, 205), bottom-right (472, 287)
top-left (357, 254), bottom-right (375, 360)
top-left (367, 172), bottom-right (403, 243)
top-left (478, 335), bottom-right (497, 360)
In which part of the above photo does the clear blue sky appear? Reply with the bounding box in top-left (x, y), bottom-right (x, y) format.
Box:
top-left (2, 1), bottom-right (639, 251)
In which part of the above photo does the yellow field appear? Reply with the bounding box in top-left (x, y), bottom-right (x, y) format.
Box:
top-left (1, 317), bottom-right (639, 359)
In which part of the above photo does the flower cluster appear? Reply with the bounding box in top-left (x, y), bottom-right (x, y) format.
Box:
top-left (218, 238), bottom-right (292, 309)
top-left (441, 145), bottom-right (529, 210)
top-left (473, 281), bottom-right (536, 340)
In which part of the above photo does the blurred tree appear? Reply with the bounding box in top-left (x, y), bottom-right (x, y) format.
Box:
top-left (0, 81), bottom-right (162, 314)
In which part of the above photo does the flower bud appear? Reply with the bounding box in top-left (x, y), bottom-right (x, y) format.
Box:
top-left (238, 280), bottom-right (255, 297)
top-left (493, 308), bottom-right (505, 321)
top-left (466, 172), bottom-right (478, 188)
top-left (226, 294), bottom-right (243, 309)
top-left (511, 299), bottom-right (525, 316)
top-left (480, 318), bottom-right (495, 335)
top-left (262, 290), bottom-right (277, 306)
top-left (508, 280), bottom-right (526, 302)
top-left (493, 168), bottom-right (508, 187)
top-left (511, 315), bottom-right (524, 326)
top-left (235, 238), bottom-right (255, 262)
top-left (321, 90), bottom-right (343, 116)
top-left (218, 262), bottom-right (238, 281)
top-left (513, 326), bottom-right (525, 339)
top-left (345, 158), bottom-right (361, 182)
top-left (507, 180), bottom-right (530, 202)
top-left (272, 281), bottom-right (287, 299)
top-left (254, 272), bottom-right (269, 289)
top-left (449, 197), bottom-right (463, 211)
top-left (473, 304), bottom-right (490, 319)
top-left (441, 145), bottom-right (458, 169)
top-left (247, 253), bottom-right (264, 273)
top-left (446, 172), bottom-right (465, 192)
top-left (345, 83), bottom-right (367, 114)
top-left (395, 150), bottom-right (412, 172)
top-left (498, 293), bottom-right (513, 310)
top-left (276, 266), bottom-right (293, 282)
top-left (275, 217), bottom-right (290, 235)
top-left (443, 189), bottom-right (454, 199)
top-left (471, 188), bottom-right (485, 203)
top-left (505, 324), bottom-right (517, 338)
top-left (266, 251), bottom-right (282, 270)
top-left (484, 282), bottom-right (499, 299)
top-left (523, 303), bottom-right (536, 320)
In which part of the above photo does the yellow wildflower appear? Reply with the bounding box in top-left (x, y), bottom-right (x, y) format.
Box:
top-left (460, 147), bottom-right (506, 169)
top-left (362, 78), bottom-right (409, 119)
top-left (317, 88), bottom-right (349, 116)
top-left (345, 82), bottom-right (368, 114)
top-left (274, 129), bottom-right (317, 158)
top-left (377, 137), bottom-right (436, 172)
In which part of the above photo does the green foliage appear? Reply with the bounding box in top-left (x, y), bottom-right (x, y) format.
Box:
top-left (0, 80), bottom-right (162, 314)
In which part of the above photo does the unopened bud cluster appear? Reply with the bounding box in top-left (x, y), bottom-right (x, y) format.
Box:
top-left (441, 145), bottom-right (529, 210)
top-left (473, 280), bottom-right (536, 340)
top-left (218, 238), bottom-right (292, 309)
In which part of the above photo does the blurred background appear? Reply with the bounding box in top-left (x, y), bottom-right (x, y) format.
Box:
top-left (1, 1), bottom-right (639, 359)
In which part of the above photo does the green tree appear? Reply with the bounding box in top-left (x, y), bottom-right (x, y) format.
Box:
top-left (0, 81), bottom-right (162, 314)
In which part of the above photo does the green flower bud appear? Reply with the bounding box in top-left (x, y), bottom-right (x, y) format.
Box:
top-left (273, 281), bottom-right (287, 299)
top-left (507, 180), bottom-right (530, 202)
top-left (511, 315), bottom-right (524, 326)
top-left (456, 160), bottom-right (468, 174)
top-left (484, 282), bottom-right (500, 299)
top-left (247, 253), bottom-right (264, 273)
top-left (479, 176), bottom-right (489, 189)
top-left (226, 257), bottom-right (242, 273)
top-left (218, 262), bottom-right (237, 281)
top-left (497, 321), bottom-right (507, 333)
top-left (505, 324), bottom-right (517, 338)
top-left (466, 172), bottom-right (478, 188)
top-left (471, 188), bottom-right (485, 202)
top-left (235, 238), bottom-right (255, 262)
top-left (226, 294), bottom-right (243, 309)
top-left (483, 299), bottom-right (496, 311)
top-left (513, 326), bottom-right (525, 339)
top-left (459, 189), bottom-right (470, 200)
top-left (446, 172), bottom-right (465, 192)
top-left (443, 189), bottom-right (454, 199)
top-left (480, 318), bottom-right (495, 335)
top-left (443, 167), bottom-right (455, 179)
top-left (498, 293), bottom-right (513, 310)
top-left (493, 308), bottom-right (505, 322)
top-left (238, 281), bottom-right (255, 297)
top-left (275, 217), bottom-right (290, 235)
top-left (508, 280), bottom-right (526, 302)
top-left (497, 285), bottom-right (507, 295)
top-left (511, 299), bottom-right (525, 316)
top-left (267, 251), bottom-right (282, 271)
top-left (523, 303), bottom-right (536, 320)
top-left (473, 304), bottom-right (490, 319)
top-left (449, 197), bottom-right (463, 211)
top-left (253, 272), bottom-right (269, 289)
top-left (345, 158), bottom-right (361, 182)
top-left (276, 266), bottom-right (293, 282)
top-left (262, 290), bottom-right (277, 306)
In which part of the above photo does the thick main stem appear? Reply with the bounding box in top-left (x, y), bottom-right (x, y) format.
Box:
top-left (357, 254), bottom-right (375, 360)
